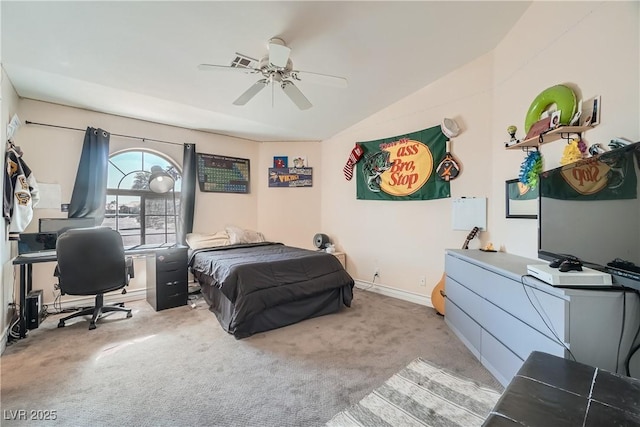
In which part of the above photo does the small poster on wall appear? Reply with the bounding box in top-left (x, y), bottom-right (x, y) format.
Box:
top-left (268, 167), bottom-right (313, 188)
top-left (273, 156), bottom-right (288, 168)
top-left (291, 156), bottom-right (307, 167)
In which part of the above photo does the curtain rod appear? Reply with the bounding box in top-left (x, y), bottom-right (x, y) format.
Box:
top-left (25, 120), bottom-right (184, 147)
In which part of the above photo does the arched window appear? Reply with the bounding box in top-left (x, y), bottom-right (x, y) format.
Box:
top-left (102, 150), bottom-right (181, 246)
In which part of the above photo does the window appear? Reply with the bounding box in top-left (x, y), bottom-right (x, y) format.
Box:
top-left (102, 150), bottom-right (181, 246)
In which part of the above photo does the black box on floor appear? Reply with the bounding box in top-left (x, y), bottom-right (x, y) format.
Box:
top-left (26, 289), bottom-right (44, 330)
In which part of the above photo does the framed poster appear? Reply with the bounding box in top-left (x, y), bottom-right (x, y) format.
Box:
top-left (196, 153), bottom-right (250, 193)
top-left (273, 156), bottom-right (288, 168)
top-left (505, 179), bottom-right (538, 218)
top-left (268, 167), bottom-right (313, 188)
top-left (581, 95), bottom-right (601, 127)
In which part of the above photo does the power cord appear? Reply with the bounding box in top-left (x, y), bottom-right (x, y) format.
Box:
top-left (8, 308), bottom-right (22, 340)
top-left (615, 291), bottom-right (626, 374)
top-left (520, 274), bottom-right (576, 361)
top-left (624, 290), bottom-right (640, 376)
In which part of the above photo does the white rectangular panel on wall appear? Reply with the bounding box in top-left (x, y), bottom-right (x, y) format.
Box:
top-left (452, 197), bottom-right (486, 231)
top-left (34, 183), bottom-right (61, 209)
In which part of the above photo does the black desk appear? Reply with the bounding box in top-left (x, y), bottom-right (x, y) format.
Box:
top-left (12, 245), bottom-right (188, 338)
top-left (13, 252), bottom-right (57, 338)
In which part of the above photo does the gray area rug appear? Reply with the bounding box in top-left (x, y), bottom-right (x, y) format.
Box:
top-left (327, 358), bottom-right (501, 427)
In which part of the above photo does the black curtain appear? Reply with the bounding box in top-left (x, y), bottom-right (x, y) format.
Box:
top-left (68, 127), bottom-right (110, 224)
top-left (178, 143), bottom-right (196, 244)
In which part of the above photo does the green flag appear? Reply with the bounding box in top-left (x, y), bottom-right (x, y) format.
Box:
top-left (356, 125), bottom-right (450, 201)
top-left (540, 147), bottom-right (637, 201)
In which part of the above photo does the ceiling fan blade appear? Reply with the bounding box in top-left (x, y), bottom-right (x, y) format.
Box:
top-left (197, 64), bottom-right (259, 74)
top-left (233, 79), bottom-right (269, 106)
top-left (293, 70), bottom-right (348, 89)
top-left (268, 37), bottom-right (291, 68)
top-left (281, 80), bottom-right (312, 110)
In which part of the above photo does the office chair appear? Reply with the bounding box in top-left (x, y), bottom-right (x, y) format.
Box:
top-left (55, 227), bottom-right (133, 330)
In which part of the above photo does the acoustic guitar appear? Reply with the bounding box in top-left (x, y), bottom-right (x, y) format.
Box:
top-left (431, 227), bottom-right (480, 316)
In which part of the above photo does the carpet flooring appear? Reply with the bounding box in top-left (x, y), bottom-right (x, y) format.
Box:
top-left (1, 288), bottom-right (502, 426)
top-left (326, 358), bottom-right (501, 426)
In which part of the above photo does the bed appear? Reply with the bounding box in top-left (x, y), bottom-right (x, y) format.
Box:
top-left (189, 241), bottom-right (354, 339)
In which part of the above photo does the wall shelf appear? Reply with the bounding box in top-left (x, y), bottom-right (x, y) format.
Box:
top-left (505, 125), bottom-right (593, 150)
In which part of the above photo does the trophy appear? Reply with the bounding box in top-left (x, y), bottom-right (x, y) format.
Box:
top-left (506, 125), bottom-right (519, 147)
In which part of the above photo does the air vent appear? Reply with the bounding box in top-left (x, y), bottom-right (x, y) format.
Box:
top-left (230, 53), bottom-right (258, 69)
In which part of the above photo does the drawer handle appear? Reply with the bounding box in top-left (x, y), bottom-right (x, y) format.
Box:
top-left (439, 290), bottom-right (447, 298)
top-left (165, 281), bottom-right (180, 286)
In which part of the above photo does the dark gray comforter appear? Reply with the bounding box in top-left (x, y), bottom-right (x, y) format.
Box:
top-left (189, 243), bottom-right (354, 336)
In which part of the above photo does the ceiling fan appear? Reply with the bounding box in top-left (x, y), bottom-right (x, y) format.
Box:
top-left (197, 37), bottom-right (348, 110)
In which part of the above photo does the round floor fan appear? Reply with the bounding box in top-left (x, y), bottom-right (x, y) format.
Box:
top-left (313, 233), bottom-right (331, 250)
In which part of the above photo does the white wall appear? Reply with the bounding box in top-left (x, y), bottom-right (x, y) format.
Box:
top-left (320, 1), bottom-right (640, 300)
top-left (257, 141), bottom-right (323, 250)
top-left (320, 53), bottom-right (494, 295)
top-left (490, 1), bottom-right (640, 258)
top-left (1, 67), bottom-right (20, 349)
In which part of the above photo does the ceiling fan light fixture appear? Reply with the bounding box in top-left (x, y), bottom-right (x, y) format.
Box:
top-left (268, 37), bottom-right (291, 69)
top-left (198, 37), bottom-right (346, 110)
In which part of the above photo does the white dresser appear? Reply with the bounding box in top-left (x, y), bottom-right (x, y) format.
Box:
top-left (444, 249), bottom-right (640, 386)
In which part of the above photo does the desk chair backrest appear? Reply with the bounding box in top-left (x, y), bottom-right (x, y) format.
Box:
top-left (56, 227), bottom-right (128, 296)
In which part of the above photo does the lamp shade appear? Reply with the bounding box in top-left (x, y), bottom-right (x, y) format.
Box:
top-left (148, 166), bottom-right (175, 194)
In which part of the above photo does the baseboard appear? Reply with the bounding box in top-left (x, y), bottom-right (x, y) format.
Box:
top-left (51, 288), bottom-right (147, 311)
top-left (354, 280), bottom-right (431, 307)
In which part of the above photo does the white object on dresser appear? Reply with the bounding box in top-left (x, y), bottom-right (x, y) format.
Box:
top-left (444, 249), bottom-right (640, 387)
top-left (527, 264), bottom-right (612, 287)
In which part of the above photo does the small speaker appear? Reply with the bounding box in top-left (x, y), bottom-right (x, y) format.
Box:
top-left (313, 233), bottom-right (331, 250)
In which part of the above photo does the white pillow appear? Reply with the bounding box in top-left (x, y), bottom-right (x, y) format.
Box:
top-left (225, 226), bottom-right (266, 244)
top-left (186, 231), bottom-right (230, 250)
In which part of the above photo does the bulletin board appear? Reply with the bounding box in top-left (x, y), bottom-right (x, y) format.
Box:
top-left (196, 153), bottom-right (250, 194)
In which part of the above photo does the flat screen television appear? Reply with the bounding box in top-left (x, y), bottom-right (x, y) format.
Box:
top-left (538, 142), bottom-right (640, 289)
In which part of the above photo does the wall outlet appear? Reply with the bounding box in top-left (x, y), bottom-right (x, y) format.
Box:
top-left (419, 276), bottom-right (426, 287)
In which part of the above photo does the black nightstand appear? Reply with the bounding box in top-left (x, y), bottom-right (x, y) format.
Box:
top-left (146, 246), bottom-right (188, 311)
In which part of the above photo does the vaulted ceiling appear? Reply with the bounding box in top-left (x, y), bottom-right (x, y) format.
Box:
top-left (2, 1), bottom-right (530, 142)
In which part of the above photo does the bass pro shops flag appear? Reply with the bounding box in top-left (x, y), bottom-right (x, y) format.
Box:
top-left (356, 125), bottom-right (450, 201)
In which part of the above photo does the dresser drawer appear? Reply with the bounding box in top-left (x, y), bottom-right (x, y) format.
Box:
top-left (446, 254), bottom-right (568, 343)
top-left (156, 247), bottom-right (188, 272)
top-left (155, 291), bottom-right (188, 311)
top-left (480, 329), bottom-right (524, 387)
top-left (156, 277), bottom-right (187, 297)
top-left (157, 268), bottom-right (186, 286)
top-left (482, 297), bottom-right (567, 361)
top-left (445, 299), bottom-right (481, 358)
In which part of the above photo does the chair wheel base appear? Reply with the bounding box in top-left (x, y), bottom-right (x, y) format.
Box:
top-left (58, 320), bottom-right (65, 328)
top-left (126, 311), bottom-right (132, 318)
top-left (89, 323), bottom-right (96, 330)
